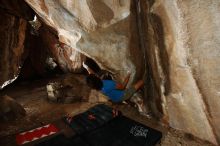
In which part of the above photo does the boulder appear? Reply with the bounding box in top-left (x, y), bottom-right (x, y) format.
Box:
top-left (25, 0), bottom-right (144, 82)
top-left (144, 0), bottom-right (220, 144)
top-left (0, 13), bottom-right (27, 89)
top-left (12, 0), bottom-right (220, 144)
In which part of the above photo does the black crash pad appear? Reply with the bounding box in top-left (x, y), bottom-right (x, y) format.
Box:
top-left (36, 104), bottom-right (162, 146)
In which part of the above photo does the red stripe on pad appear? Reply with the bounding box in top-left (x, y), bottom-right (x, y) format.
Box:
top-left (16, 124), bottom-right (59, 145)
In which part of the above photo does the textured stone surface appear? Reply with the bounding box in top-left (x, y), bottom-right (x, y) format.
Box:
top-left (46, 74), bottom-right (91, 103)
top-left (40, 26), bottom-right (86, 73)
top-left (25, 0), bottom-right (143, 82)
top-left (14, 0), bottom-right (220, 145)
top-left (0, 95), bottom-right (26, 120)
top-left (146, 0), bottom-right (220, 144)
top-left (0, 13), bottom-right (27, 89)
top-left (0, 0), bottom-right (34, 20)
top-left (0, 0), bottom-right (36, 87)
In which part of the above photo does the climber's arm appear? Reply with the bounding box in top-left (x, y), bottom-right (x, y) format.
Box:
top-left (116, 73), bottom-right (131, 90)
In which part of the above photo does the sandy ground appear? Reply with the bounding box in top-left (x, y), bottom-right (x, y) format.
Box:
top-left (0, 76), bottom-right (215, 146)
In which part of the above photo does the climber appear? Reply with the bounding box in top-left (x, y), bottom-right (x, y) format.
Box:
top-left (83, 62), bottom-right (144, 103)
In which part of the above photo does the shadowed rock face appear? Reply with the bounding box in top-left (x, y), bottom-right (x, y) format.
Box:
top-left (0, 0), bottom-right (86, 87)
top-left (0, 0), bottom-right (33, 20)
top-left (0, 0), bottom-right (37, 88)
top-left (0, 0), bottom-right (220, 145)
top-left (0, 13), bottom-right (27, 89)
top-left (40, 26), bottom-right (86, 73)
top-left (24, 0), bottom-right (143, 82)
top-left (0, 95), bottom-right (26, 121)
top-left (86, 0), bottom-right (114, 25)
top-left (24, 0), bottom-right (220, 144)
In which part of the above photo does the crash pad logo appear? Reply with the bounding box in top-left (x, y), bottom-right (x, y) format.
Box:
top-left (130, 125), bottom-right (148, 138)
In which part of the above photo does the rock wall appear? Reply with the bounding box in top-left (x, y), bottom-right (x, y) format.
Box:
top-left (25, 0), bottom-right (144, 82)
top-left (0, 13), bottom-right (27, 89)
top-left (144, 0), bottom-right (220, 144)
top-left (0, 0), bottom-right (36, 87)
top-left (40, 26), bottom-right (86, 73)
top-left (0, 0), bottom-right (87, 87)
top-left (0, 0), bottom-right (33, 20)
top-left (13, 0), bottom-right (220, 145)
